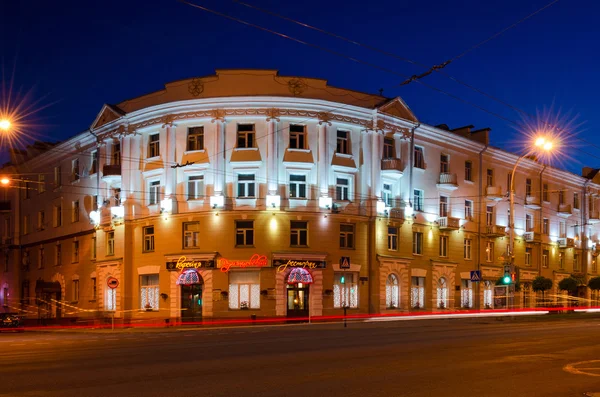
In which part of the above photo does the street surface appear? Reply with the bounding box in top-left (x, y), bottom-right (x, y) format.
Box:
top-left (1, 316), bottom-right (600, 396)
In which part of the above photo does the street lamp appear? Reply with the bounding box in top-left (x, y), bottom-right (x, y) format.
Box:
top-left (0, 119), bottom-right (11, 132)
top-left (0, 177), bottom-right (9, 186)
top-left (508, 136), bottom-right (555, 308)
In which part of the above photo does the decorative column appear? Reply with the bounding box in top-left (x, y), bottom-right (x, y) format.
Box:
top-left (121, 134), bottom-right (131, 201)
top-left (266, 108), bottom-right (281, 208)
top-left (317, 112), bottom-right (332, 208)
top-left (210, 109), bottom-right (226, 208)
top-left (162, 116), bottom-right (177, 213)
top-left (371, 129), bottom-right (382, 200)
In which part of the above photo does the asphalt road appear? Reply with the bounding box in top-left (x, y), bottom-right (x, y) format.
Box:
top-left (1, 316), bottom-right (600, 397)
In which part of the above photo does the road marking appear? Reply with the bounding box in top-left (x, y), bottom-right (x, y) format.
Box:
top-left (564, 360), bottom-right (600, 377)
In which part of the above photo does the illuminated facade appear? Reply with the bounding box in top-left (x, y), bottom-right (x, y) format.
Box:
top-left (1, 69), bottom-right (599, 323)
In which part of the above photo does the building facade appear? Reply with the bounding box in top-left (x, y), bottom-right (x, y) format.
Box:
top-left (1, 69), bottom-right (599, 323)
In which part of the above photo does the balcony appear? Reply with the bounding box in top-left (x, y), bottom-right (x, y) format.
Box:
top-left (557, 204), bottom-right (572, 218)
top-left (525, 196), bottom-right (541, 210)
top-left (436, 173), bottom-right (458, 191)
top-left (590, 211), bottom-right (600, 224)
top-left (102, 164), bottom-right (122, 183)
top-left (437, 216), bottom-right (460, 230)
top-left (0, 201), bottom-right (10, 212)
top-left (524, 231), bottom-right (540, 242)
top-left (380, 158), bottom-right (403, 178)
top-left (485, 225), bottom-right (506, 237)
top-left (557, 237), bottom-right (575, 248)
top-left (485, 186), bottom-right (503, 201)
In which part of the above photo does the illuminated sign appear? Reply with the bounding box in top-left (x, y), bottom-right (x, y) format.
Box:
top-left (273, 259), bottom-right (326, 272)
top-left (218, 254), bottom-right (269, 272)
top-left (166, 256), bottom-right (215, 271)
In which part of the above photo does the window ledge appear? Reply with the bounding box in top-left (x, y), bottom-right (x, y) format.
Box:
top-left (184, 149), bottom-right (206, 155)
top-left (414, 167), bottom-right (426, 172)
top-left (235, 246), bottom-right (255, 249)
top-left (234, 147), bottom-right (259, 151)
top-left (145, 156), bottom-right (160, 162)
top-left (464, 180), bottom-right (474, 185)
top-left (142, 251), bottom-right (155, 254)
top-left (288, 148), bottom-right (310, 153)
top-left (334, 153), bottom-right (353, 159)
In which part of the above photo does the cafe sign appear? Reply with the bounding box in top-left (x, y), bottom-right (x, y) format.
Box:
top-left (218, 254), bottom-right (269, 272)
top-left (166, 256), bottom-right (215, 271)
top-left (273, 259), bottom-right (326, 272)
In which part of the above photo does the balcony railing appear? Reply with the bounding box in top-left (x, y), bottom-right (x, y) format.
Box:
top-left (437, 173), bottom-right (458, 190)
top-left (525, 196), bottom-right (541, 210)
top-left (381, 158), bottom-right (403, 173)
top-left (485, 186), bottom-right (503, 201)
top-left (102, 164), bottom-right (121, 177)
top-left (485, 225), bottom-right (506, 237)
top-left (438, 216), bottom-right (460, 230)
top-left (557, 237), bottom-right (574, 248)
top-left (558, 204), bottom-right (572, 217)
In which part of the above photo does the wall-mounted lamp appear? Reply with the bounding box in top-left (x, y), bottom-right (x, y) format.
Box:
top-left (212, 204), bottom-right (217, 209)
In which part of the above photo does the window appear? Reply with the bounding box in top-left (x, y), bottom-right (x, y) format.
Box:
top-left (54, 166), bottom-right (61, 187)
top-left (464, 238), bottom-right (472, 260)
top-left (112, 142), bottom-right (121, 165)
top-left (237, 124), bottom-right (255, 148)
top-left (55, 243), bottom-right (61, 266)
top-left (558, 190), bottom-right (565, 205)
top-left (143, 226), bottom-right (155, 252)
top-left (229, 272), bottom-right (260, 309)
top-left (92, 236), bottom-right (97, 260)
top-left (559, 221), bottom-right (566, 238)
top-left (414, 146), bottom-right (424, 168)
top-left (38, 247), bottom-right (44, 269)
top-left (72, 280), bottom-right (79, 302)
top-left (289, 175), bottom-right (307, 199)
top-left (413, 232), bottom-right (423, 255)
top-left (23, 215), bottom-right (30, 235)
top-left (187, 175), bottom-right (204, 200)
top-left (339, 223), bottom-right (355, 249)
top-left (486, 241), bottom-right (494, 262)
top-left (440, 154), bottom-right (449, 173)
top-left (464, 200), bottom-right (473, 220)
top-left (106, 287), bottom-right (116, 311)
top-left (486, 206), bottom-right (494, 226)
top-left (574, 253), bottom-right (580, 272)
top-left (140, 274), bottom-right (159, 310)
top-left (526, 178), bottom-right (532, 197)
top-left (413, 189), bottom-right (424, 212)
top-left (334, 272), bottom-right (358, 308)
top-left (91, 277), bottom-right (97, 300)
top-left (38, 174), bottom-right (45, 193)
top-left (71, 159), bottom-right (80, 181)
top-left (336, 130), bottom-right (350, 154)
top-left (437, 277), bottom-right (448, 309)
top-left (91, 151), bottom-right (98, 175)
top-left (543, 218), bottom-right (549, 235)
top-left (106, 231), bottom-right (115, 256)
top-left (411, 276), bottom-right (425, 309)
top-left (335, 177), bottom-right (350, 201)
top-left (439, 236), bottom-right (448, 257)
top-left (486, 169), bottom-right (494, 187)
top-left (54, 205), bottom-right (62, 227)
top-left (525, 247), bottom-right (532, 266)
top-left (290, 221), bottom-right (308, 247)
top-left (72, 201), bottom-right (80, 222)
top-left (148, 134), bottom-right (160, 158)
top-left (72, 241), bottom-right (79, 263)
top-left (237, 174), bottom-right (256, 198)
top-left (464, 161), bottom-right (472, 182)
top-left (542, 249), bottom-right (549, 268)
top-left (37, 211), bottom-right (45, 231)
top-left (543, 183), bottom-right (549, 202)
top-left (187, 127), bottom-right (204, 151)
top-left (439, 196), bottom-right (448, 217)
top-left (383, 183), bottom-right (392, 207)
top-left (574, 192), bottom-right (580, 210)
top-left (183, 222), bottom-right (200, 249)
top-left (235, 221), bottom-right (254, 247)
top-left (386, 274), bottom-right (400, 309)
top-left (289, 124), bottom-right (306, 149)
top-left (383, 138), bottom-right (394, 158)
top-left (461, 279), bottom-right (473, 308)
top-left (387, 226), bottom-right (398, 251)
top-left (149, 180), bottom-right (160, 205)
top-left (526, 214), bottom-right (533, 232)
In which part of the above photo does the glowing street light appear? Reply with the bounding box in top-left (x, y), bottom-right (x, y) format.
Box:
top-left (0, 177), bottom-right (9, 185)
top-left (0, 119), bottom-right (10, 132)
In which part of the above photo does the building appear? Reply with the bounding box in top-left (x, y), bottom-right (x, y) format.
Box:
top-left (1, 69), bottom-right (599, 324)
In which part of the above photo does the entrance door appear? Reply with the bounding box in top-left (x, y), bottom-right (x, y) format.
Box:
top-left (181, 284), bottom-right (203, 322)
top-left (287, 283), bottom-right (309, 317)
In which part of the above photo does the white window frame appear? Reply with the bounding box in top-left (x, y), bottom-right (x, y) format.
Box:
top-left (413, 189), bottom-right (424, 212)
top-left (54, 205), bottom-right (62, 227)
top-left (140, 274), bottom-right (159, 311)
top-left (464, 238), bottom-right (472, 260)
top-left (148, 133), bottom-right (160, 158)
top-left (187, 174), bottom-right (204, 201)
top-left (183, 222), bottom-right (200, 249)
top-left (411, 276), bottom-right (425, 309)
top-left (439, 235), bottom-right (449, 258)
top-left (439, 196), bottom-right (449, 217)
top-left (106, 231), bottom-right (115, 256)
top-left (143, 226), bottom-right (155, 252)
top-left (387, 226), bottom-right (398, 251)
top-left (228, 272), bottom-right (260, 310)
top-left (290, 221), bottom-right (308, 247)
top-left (148, 179), bottom-right (161, 206)
top-left (336, 130), bottom-right (350, 155)
top-left (526, 213), bottom-right (533, 232)
top-left (383, 183), bottom-right (393, 207)
top-left (289, 124), bottom-right (307, 150)
top-left (542, 249), bottom-right (549, 268)
top-left (413, 231), bottom-right (423, 255)
top-left (289, 174), bottom-right (307, 199)
top-left (464, 200), bottom-right (473, 220)
top-left (385, 274), bottom-right (400, 309)
top-left (525, 247), bottom-right (532, 266)
top-left (237, 173), bottom-right (256, 198)
top-left (335, 176), bottom-right (351, 201)
top-left (486, 206), bottom-right (494, 226)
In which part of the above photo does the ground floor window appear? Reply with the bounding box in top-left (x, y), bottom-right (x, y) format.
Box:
top-left (461, 279), bottom-right (472, 308)
top-left (386, 274), bottom-right (400, 309)
top-left (140, 274), bottom-right (159, 310)
top-left (229, 271), bottom-right (260, 309)
top-left (411, 276), bottom-right (425, 309)
top-left (106, 288), bottom-right (116, 311)
top-left (333, 272), bottom-right (358, 308)
top-left (437, 277), bottom-right (448, 309)
top-left (484, 281), bottom-right (493, 309)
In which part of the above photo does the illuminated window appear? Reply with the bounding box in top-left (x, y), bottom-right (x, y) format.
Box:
top-left (106, 287), bottom-right (116, 311)
top-left (461, 279), bottom-right (473, 308)
top-left (387, 226), bottom-right (398, 251)
top-left (440, 154), bottom-right (449, 173)
top-left (411, 276), bottom-right (425, 309)
top-left (72, 279), bottom-right (79, 302)
top-left (187, 175), bottom-right (204, 200)
top-left (183, 222), bottom-right (200, 249)
top-left (140, 274), bottom-right (159, 310)
top-left (333, 272), bottom-right (358, 308)
top-left (437, 277), bottom-right (448, 309)
top-left (383, 138), bottom-right (394, 158)
top-left (149, 180), bottom-right (160, 205)
top-left (413, 232), bottom-right (423, 255)
top-left (237, 124), bottom-right (255, 148)
top-left (439, 236), bottom-right (448, 257)
top-left (336, 130), bottom-right (350, 154)
top-left (386, 274), bottom-right (399, 309)
top-left (464, 238), bottom-right (472, 260)
top-left (72, 241), bottom-right (79, 263)
top-left (339, 223), bottom-right (355, 249)
top-left (71, 159), bottom-right (80, 182)
top-left (484, 281), bottom-right (493, 309)
top-left (143, 226), bottom-right (155, 252)
top-left (235, 221), bottom-right (254, 247)
top-left (148, 134), bottom-right (160, 158)
top-left (414, 146), bottom-right (424, 169)
top-left (106, 231), bottom-right (115, 256)
top-left (228, 271), bottom-right (260, 309)
top-left (290, 221), bottom-right (308, 247)
top-left (187, 127), bottom-right (204, 151)
top-left (289, 175), bottom-right (307, 199)
top-left (72, 200), bottom-right (80, 223)
top-left (289, 124), bottom-right (306, 149)
top-left (237, 174), bottom-right (256, 198)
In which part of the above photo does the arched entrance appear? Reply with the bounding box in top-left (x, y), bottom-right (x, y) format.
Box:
top-left (286, 268), bottom-right (313, 317)
top-left (177, 269), bottom-right (204, 322)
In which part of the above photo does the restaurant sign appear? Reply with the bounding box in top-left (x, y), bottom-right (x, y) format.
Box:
top-left (166, 256), bottom-right (215, 271)
top-left (218, 254), bottom-right (269, 272)
top-left (273, 259), bottom-right (326, 272)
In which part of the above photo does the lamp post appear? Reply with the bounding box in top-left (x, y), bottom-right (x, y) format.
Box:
top-left (0, 119), bottom-right (10, 132)
top-left (508, 137), bottom-right (554, 308)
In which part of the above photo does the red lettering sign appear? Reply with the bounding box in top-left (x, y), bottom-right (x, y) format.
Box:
top-left (219, 254), bottom-right (268, 272)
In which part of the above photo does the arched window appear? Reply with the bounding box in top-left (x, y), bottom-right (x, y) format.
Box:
top-left (437, 277), bottom-right (448, 309)
top-left (386, 274), bottom-right (399, 309)
top-left (483, 280), bottom-right (493, 309)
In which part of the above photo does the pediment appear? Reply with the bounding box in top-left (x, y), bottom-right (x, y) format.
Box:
top-left (91, 104), bottom-right (125, 130)
top-left (378, 98), bottom-right (418, 122)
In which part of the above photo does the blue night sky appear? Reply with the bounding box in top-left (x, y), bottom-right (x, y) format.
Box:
top-left (2, 0), bottom-right (598, 174)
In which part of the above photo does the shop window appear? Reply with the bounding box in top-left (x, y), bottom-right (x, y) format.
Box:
top-left (183, 222), bottom-right (200, 249)
top-left (339, 223), bottom-right (355, 249)
top-left (437, 277), bottom-right (448, 309)
top-left (333, 272), bottom-right (358, 308)
top-left (289, 124), bottom-right (306, 149)
top-left (387, 226), bottom-right (398, 251)
top-left (187, 127), bottom-right (204, 151)
top-left (140, 274), bottom-right (159, 311)
top-left (386, 274), bottom-right (399, 309)
top-left (228, 271), bottom-right (260, 309)
top-left (483, 281), bottom-right (493, 309)
top-left (106, 231), bottom-right (115, 256)
top-left (148, 134), bottom-right (160, 158)
top-left (235, 221), bottom-right (254, 247)
top-left (187, 175), bottom-right (204, 200)
top-left (411, 276), bottom-right (425, 309)
top-left (461, 279), bottom-right (472, 308)
top-left (143, 226), bottom-right (155, 252)
top-left (237, 124), bottom-right (255, 148)
top-left (290, 221), bottom-right (308, 247)
top-left (289, 174), bottom-right (307, 199)
top-left (106, 286), bottom-right (116, 311)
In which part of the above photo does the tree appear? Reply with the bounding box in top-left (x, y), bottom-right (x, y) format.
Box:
top-left (558, 277), bottom-right (579, 306)
top-left (588, 276), bottom-right (600, 305)
top-left (532, 276), bottom-right (553, 306)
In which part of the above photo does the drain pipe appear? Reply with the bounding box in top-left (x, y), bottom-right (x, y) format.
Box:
top-left (477, 144), bottom-right (488, 310)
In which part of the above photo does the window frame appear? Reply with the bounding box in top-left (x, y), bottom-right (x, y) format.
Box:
top-left (339, 223), bottom-right (355, 249)
top-left (235, 220), bottom-right (255, 247)
top-left (486, 241), bottom-right (494, 262)
top-left (148, 133), bottom-right (160, 158)
top-left (72, 200), bottom-right (80, 223)
top-left (106, 231), bottom-right (115, 256)
top-left (414, 146), bottom-right (424, 169)
top-left (289, 174), bottom-right (307, 199)
top-left (72, 241), bottom-right (79, 263)
top-left (91, 151), bottom-right (98, 175)
top-left (464, 200), bottom-right (473, 220)
top-left (464, 161), bottom-right (472, 182)
top-left (140, 274), bottom-right (160, 311)
top-left (143, 226), bottom-right (155, 253)
top-left (237, 174), bottom-right (256, 198)
top-left (335, 176), bottom-right (351, 201)
top-left (439, 235), bottom-right (449, 258)
top-left (440, 154), bottom-right (449, 173)
top-left (183, 222), bottom-right (200, 249)
top-left (413, 231), bottom-right (423, 255)
top-left (290, 221), bottom-right (308, 247)
top-left (383, 137), bottom-right (395, 159)
top-left (237, 124), bottom-right (255, 148)
top-left (148, 180), bottom-right (161, 206)
top-left (71, 159), bottom-right (80, 182)
top-left (464, 238), bottom-right (472, 260)
top-left (289, 124), bottom-right (307, 150)
top-left (187, 175), bottom-right (204, 201)
top-left (387, 226), bottom-right (398, 251)
top-left (413, 189), bottom-right (424, 212)
top-left (336, 130), bottom-right (350, 155)
top-left (187, 126), bottom-right (205, 151)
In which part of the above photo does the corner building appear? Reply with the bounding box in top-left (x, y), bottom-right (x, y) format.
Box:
top-left (2, 69), bottom-right (600, 323)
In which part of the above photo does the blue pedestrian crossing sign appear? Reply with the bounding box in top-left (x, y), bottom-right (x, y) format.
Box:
top-left (470, 270), bottom-right (482, 282)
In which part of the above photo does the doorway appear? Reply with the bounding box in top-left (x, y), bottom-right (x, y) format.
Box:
top-left (181, 283), bottom-right (203, 322)
top-left (286, 283), bottom-right (309, 318)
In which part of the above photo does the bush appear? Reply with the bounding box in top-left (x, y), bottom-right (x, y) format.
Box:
top-left (589, 276), bottom-right (600, 291)
top-left (532, 276), bottom-right (553, 293)
top-left (558, 277), bottom-right (578, 294)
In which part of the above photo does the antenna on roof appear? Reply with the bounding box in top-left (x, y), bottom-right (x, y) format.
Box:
top-left (378, 88), bottom-right (384, 96)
